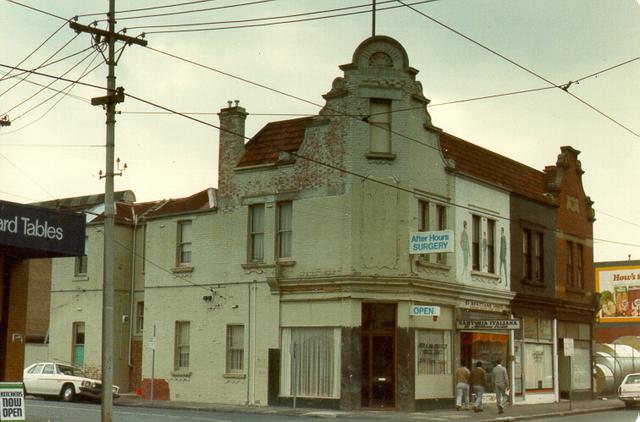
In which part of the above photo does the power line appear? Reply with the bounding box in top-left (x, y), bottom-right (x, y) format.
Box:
top-left (396, 0), bottom-right (639, 138)
top-left (1, 48), bottom-right (98, 118)
top-left (0, 151), bottom-right (54, 198)
top-left (0, 69), bottom-right (90, 104)
top-left (1, 62), bottom-right (637, 250)
top-left (5, 0), bottom-right (68, 21)
top-left (77, 0), bottom-right (222, 18)
top-left (136, 0), bottom-right (437, 34)
top-left (0, 33), bottom-right (83, 100)
top-left (105, 0), bottom-right (277, 23)
top-left (0, 19), bottom-right (69, 85)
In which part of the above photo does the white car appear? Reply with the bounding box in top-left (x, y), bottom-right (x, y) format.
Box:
top-left (618, 373), bottom-right (640, 408)
top-left (23, 362), bottom-right (120, 402)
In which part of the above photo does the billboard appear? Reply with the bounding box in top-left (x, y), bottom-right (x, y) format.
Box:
top-left (596, 264), bottom-right (640, 322)
top-left (0, 200), bottom-right (85, 258)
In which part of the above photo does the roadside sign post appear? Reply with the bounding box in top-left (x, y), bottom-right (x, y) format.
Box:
top-left (0, 383), bottom-right (26, 422)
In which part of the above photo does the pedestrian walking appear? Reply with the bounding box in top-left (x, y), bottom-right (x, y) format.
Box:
top-left (470, 361), bottom-right (486, 412)
top-left (492, 359), bottom-right (509, 414)
top-left (454, 364), bottom-right (470, 410)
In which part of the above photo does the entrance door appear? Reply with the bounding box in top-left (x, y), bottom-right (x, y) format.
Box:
top-left (361, 303), bottom-right (396, 408)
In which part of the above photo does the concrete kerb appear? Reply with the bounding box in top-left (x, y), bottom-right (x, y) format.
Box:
top-left (114, 394), bottom-right (625, 420)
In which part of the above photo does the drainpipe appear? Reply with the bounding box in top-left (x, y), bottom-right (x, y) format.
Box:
top-left (127, 211), bottom-right (138, 369)
top-left (246, 282), bottom-right (252, 404)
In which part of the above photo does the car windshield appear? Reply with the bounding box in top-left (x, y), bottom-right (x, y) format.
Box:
top-left (625, 374), bottom-right (640, 384)
top-left (58, 365), bottom-right (87, 377)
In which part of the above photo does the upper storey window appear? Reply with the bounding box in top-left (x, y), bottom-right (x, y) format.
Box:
top-left (369, 98), bottom-right (391, 154)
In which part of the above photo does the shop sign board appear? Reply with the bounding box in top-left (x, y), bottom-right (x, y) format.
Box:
top-left (459, 299), bottom-right (508, 314)
top-left (0, 200), bottom-right (85, 257)
top-left (596, 264), bottom-right (640, 322)
top-left (0, 383), bottom-right (25, 421)
top-left (409, 230), bottom-right (454, 254)
top-left (456, 319), bottom-right (520, 330)
top-left (410, 305), bottom-right (440, 317)
top-left (563, 338), bottom-right (574, 357)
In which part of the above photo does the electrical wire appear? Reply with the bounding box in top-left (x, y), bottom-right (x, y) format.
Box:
top-left (5, 0), bottom-right (68, 21)
top-left (1, 48), bottom-right (98, 118)
top-left (137, 0), bottom-right (437, 34)
top-left (0, 32), bottom-right (82, 100)
top-left (396, 0), bottom-right (639, 138)
top-left (77, 0), bottom-right (222, 18)
top-left (0, 151), bottom-right (54, 198)
top-left (0, 19), bottom-right (69, 85)
top-left (107, 0), bottom-right (277, 23)
top-left (0, 69), bottom-right (90, 104)
top-left (0, 63), bottom-right (637, 249)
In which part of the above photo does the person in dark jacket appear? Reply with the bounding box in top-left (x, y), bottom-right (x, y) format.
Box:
top-left (470, 361), bottom-right (486, 412)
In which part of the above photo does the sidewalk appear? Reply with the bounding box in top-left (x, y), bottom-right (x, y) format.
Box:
top-left (116, 394), bottom-right (625, 420)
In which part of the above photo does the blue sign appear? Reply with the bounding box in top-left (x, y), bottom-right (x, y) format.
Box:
top-left (410, 305), bottom-right (441, 317)
top-left (409, 230), bottom-right (455, 255)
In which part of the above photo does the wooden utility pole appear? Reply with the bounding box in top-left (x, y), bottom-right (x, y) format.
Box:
top-left (70, 2), bottom-right (146, 421)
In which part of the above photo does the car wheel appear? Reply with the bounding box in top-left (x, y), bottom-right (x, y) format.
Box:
top-left (60, 384), bottom-right (75, 402)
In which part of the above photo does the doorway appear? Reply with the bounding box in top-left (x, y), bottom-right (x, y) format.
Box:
top-left (361, 303), bottom-right (396, 408)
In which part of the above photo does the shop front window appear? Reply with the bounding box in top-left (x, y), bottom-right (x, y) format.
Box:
top-left (416, 330), bottom-right (451, 375)
top-left (519, 317), bottom-right (554, 392)
top-left (460, 332), bottom-right (508, 388)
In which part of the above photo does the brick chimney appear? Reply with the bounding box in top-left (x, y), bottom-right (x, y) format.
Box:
top-left (217, 100), bottom-right (247, 208)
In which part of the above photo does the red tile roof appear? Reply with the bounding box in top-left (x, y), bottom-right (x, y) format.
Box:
top-left (237, 117), bottom-right (314, 167)
top-left (440, 132), bottom-right (549, 203)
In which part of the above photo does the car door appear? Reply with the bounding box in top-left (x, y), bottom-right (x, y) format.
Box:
top-left (23, 363), bottom-right (44, 394)
top-left (39, 364), bottom-right (60, 395)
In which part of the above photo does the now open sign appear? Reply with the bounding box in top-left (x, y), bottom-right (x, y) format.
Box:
top-left (0, 383), bottom-right (25, 421)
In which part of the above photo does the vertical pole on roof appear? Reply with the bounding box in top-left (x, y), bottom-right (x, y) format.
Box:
top-left (372, 0), bottom-right (377, 36)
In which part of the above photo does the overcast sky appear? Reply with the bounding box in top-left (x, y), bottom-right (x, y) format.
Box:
top-left (0, 0), bottom-right (638, 262)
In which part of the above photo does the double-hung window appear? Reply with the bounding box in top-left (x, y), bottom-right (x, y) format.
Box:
top-left (136, 301), bottom-right (144, 334)
top-left (471, 215), bottom-right (480, 271)
top-left (369, 98), bottom-right (391, 154)
top-left (72, 322), bottom-right (85, 367)
top-left (523, 229), bottom-right (532, 279)
top-left (277, 201), bottom-right (293, 259)
top-left (249, 204), bottom-right (264, 261)
top-left (486, 219), bottom-right (496, 273)
top-left (226, 325), bottom-right (245, 374)
top-left (534, 232), bottom-right (544, 282)
top-left (566, 241), bottom-right (574, 288)
top-left (75, 236), bottom-right (88, 276)
top-left (174, 321), bottom-right (190, 371)
top-left (177, 221), bottom-right (192, 266)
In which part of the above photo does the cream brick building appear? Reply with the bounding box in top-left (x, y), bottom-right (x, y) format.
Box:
top-left (44, 35), bottom-right (595, 411)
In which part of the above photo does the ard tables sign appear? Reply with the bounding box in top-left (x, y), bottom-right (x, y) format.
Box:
top-left (457, 319), bottom-right (520, 330)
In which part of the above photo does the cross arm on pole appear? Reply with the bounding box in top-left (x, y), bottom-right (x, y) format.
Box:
top-left (69, 21), bottom-right (147, 47)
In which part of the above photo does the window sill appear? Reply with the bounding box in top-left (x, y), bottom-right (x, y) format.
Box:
top-left (366, 152), bottom-right (396, 160)
top-left (566, 286), bottom-right (586, 295)
top-left (276, 259), bottom-right (296, 267)
top-left (73, 275), bottom-right (89, 281)
top-left (415, 259), bottom-right (450, 271)
top-left (471, 271), bottom-right (500, 280)
top-left (171, 266), bottom-right (194, 274)
top-left (171, 370), bottom-right (192, 378)
top-left (521, 278), bottom-right (545, 287)
top-left (223, 373), bottom-right (246, 379)
top-left (242, 262), bottom-right (275, 270)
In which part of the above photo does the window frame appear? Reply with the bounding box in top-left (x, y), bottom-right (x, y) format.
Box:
top-left (368, 98), bottom-right (392, 154)
top-left (416, 329), bottom-right (451, 376)
top-left (486, 219), bottom-right (496, 273)
top-left (135, 301), bottom-right (144, 334)
top-left (74, 236), bottom-right (89, 276)
top-left (174, 321), bottom-right (190, 371)
top-left (276, 201), bottom-right (293, 260)
top-left (72, 321), bottom-right (85, 367)
top-left (248, 204), bottom-right (265, 262)
top-left (176, 220), bottom-right (193, 267)
top-left (522, 229), bottom-right (532, 280)
top-left (471, 215), bottom-right (480, 271)
top-left (576, 243), bottom-right (583, 289)
top-left (566, 241), bottom-right (574, 288)
top-left (226, 324), bottom-right (245, 374)
top-left (534, 232), bottom-right (544, 282)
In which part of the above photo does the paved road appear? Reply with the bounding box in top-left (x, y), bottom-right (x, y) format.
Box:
top-left (23, 399), bottom-right (313, 422)
top-left (536, 408), bottom-right (640, 422)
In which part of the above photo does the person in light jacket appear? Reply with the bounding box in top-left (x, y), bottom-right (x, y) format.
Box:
top-left (454, 364), bottom-right (470, 410)
top-left (470, 361), bottom-right (486, 412)
top-left (492, 359), bottom-right (509, 414)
